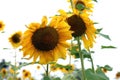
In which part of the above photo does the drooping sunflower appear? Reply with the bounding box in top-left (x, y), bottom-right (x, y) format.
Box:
top-left (0, 20), bottom-right (5, 31)
top-left (8, 31), bottom-right (22, 48)
top-left (21, 16), bottom-right (72, 64)
top-left (68, 0), bottom-right (94, 13)
top-left (58, 9), bottom-right (96, 50)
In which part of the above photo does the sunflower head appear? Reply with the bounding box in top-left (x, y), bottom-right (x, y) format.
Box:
top-left (116, 72), bottom-right (120, 79)
top-left (58, 9), bottom-right (96, 50)
top-left (66, 14), bottom-right (86, 37)
top-left (0, 21), bottom-right (5, 31)
top-left (73, 0), bottom-right (94, 13)
top-left (0, 68), bottom-right (7, 78)
top-left (21, 16), bottom-right (72, 64)
top-left (32, 27), bottom-right (59, 51)
top-left (9, 68), bottom-right (15, 74)
top-left (61, 64), bottom-right (75, 73)
top-left (36, 65), bottom-right (41, 70)
top-left (9, 31), bottom-right (22, 48)
top-left (22, 70), bottom-right (31, 79)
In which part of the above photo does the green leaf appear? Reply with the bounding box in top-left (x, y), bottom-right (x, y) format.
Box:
top-left (85, 68), bottom-right (109, 80)
top-left (96, 28), bottom-right (103, 33)
top-left (99, 33), bottom-right (111, 40)
top-left (81, 49), bottom-right (91, 59)
top-left (70, 46), bottom-right (80, 58)
top-left (3, 48), bottom-right (10, 49)
top-left (43, 75), bottom-right (51, 80)
top-left (62, 74), bottom-right (76, 80)
top-left (103, 65), bottom-right (113, 71)
top-left (92, 0), bottom-right (98, 2)
top-left (52, 77), bottom-right (61, 80)
top-left (72, 69), bottom-right (82, 80)
top-left (94, 22), bottom-right (99, 24)
top-left (101, 45), bottom-right (116, 49)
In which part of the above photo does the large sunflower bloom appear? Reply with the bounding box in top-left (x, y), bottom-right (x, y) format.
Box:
top-left (0, 20), bottom-right (5, 31)
top-left (68, 0), bottom-right (94, 14)
top-left (8, 31), bottom-right (22, 48)
top-left (21, 16), bottom-right (72, 64)
top-left (58, 9), bottom-right (96, 50)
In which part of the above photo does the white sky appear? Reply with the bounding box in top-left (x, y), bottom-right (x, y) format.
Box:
top-left (0, 0), bottom-right (120, 79)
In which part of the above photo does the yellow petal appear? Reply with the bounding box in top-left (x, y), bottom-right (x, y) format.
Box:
top-left (33, 52), bottom-right (39, 63)
top-left (59, 41), bottom-right (70, 48)
top-left (53, 47), bottom-right (59, 61)
top-left (41, 16), bottom-right (47, 27)
top-left (82, 35), bottom-right (90, 50)
top-left (39, 52), bottom-right (47, 64)
top-left (56, 44), bottom-right (67, 59)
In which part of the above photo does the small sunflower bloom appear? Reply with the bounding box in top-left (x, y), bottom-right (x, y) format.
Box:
top-left (61, 64), bottom-right (75, 74)
top-left (68, 0), bottom-right (94, 14)
top-left (9, 68), bottom-right (15, 74)
top-left (115, 72), bottom-right (120, 79)
top-left (22, 69), bottom-right (31, 79)
top-left (102, 68), bottom-right (108, 73)
top-left (0, 68), bottom-right (7, 78)
top-left (58, 9), bottom-right (96, 50)
top-left (0, 20), bottom-right (5, 31)
top-left (8, 31), bottom-right (22, 48)
top-left (21, 16), bottom-right (72, 64)
top-left (50, 64), bottom-right (59, 72)
top-left (36, 65), bottom-right (41, 70)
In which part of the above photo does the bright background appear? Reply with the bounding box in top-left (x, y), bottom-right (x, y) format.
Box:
top-left (0, 0), bottom-right (120, 80)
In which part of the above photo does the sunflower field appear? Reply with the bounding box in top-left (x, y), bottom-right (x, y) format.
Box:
top-left (0, 0), bottom-right (119, 80)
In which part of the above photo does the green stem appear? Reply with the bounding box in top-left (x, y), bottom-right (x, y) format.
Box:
top-left (77, 37), bottom-right (86, 80)
top-left (69, 40), bottom-right (73, 65)
top-left (46, 64), bottom-right (49, 76)
top-left (89, 50), bottom-right (95, 73)
top-left (14, 48), bottom-right (17, 80)
top-left (70, 0), bottom-right (74, 11)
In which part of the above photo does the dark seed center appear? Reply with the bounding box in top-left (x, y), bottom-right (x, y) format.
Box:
top-left (66, 14), bottom-right (86, 37)
top-left (12, 34), bottom-right (21, 43)
top-left (0, 24), bottom-right (2, 28)
top-left (32, 27), bottom-right (59, 51)
top-left (25, 72), bottom-right (29, 77)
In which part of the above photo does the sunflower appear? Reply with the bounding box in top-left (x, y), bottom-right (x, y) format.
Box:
top-left (8, 31), bottom-right (22, 48)
top-left (0, 20), bottom-right (5, 31)
top-left (68, 0), bottom-right (94, 13)
top-left (0, 68), bottom-right (7, 78)
top-left (22, 69), bottom-right (31, 79)
top-left (58, 9), bottom-right (96, 50)
top-left (9, 68), bottom-right (15, 74)
top-left (50, 64), bottom-right (59, 72)
top-left (101, 68), bottom-right (107, 73)
top-left (21, 16), bottom-right (72, 64)
top-left (36, 65), bottom-right (41, 70)
top-left (60, 64), bottom-right (75, 74)
top-left (115, 72), bottom-right (120, 79)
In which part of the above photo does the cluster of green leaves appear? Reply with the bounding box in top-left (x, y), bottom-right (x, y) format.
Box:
top-left (61, 65), bottom-right (112, 80)
top-left (96, 28), bottom-right (116, 49)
